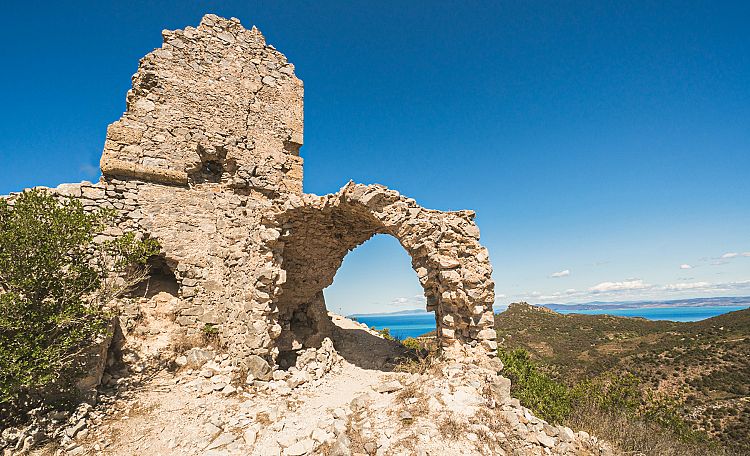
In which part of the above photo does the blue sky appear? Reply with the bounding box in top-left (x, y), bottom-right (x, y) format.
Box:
top-left (1, 1), bottom-right (748, 314)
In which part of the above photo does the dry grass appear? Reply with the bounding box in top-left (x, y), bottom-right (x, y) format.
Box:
top-left (169, 333), bottom-right (202, 354)
top-left (394, 383), bottom-right (429, 423)
top-left (255, 411), bottom-right (272, 426)
top-left (394, 353), bottom-right (441, 376)
top-left (437, 413), bottom-right (466, 440)
top-left (568, 404), bottom-right (732, 456)
top-left (345, 421), bottom-right (375, 454)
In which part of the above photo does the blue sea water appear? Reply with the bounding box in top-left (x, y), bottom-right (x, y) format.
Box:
top-left (353, 313), bottom-right (436, 339)
top-left (554, 305), bottom-right (750, 322)
top-left (352, 305), bottom-right (749, 338)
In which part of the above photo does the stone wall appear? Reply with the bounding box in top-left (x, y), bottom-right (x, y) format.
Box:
top-left (3, 14), bottom-right (497, 370)
top-left (100, 14), bottom-right (304, 195)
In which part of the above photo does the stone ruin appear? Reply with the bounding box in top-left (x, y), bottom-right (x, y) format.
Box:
top-left (11, 14), bottom-right (497, 372)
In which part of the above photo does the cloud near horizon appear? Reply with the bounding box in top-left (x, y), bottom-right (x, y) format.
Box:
top-left (589, 279), bottom-right (650, 293)
top-left (550, 269), bottom-right (570, 278)
top-left (680, 264), bottom-right (693, 269)
top-left (389, 295), bottom-right (426, 308)
top-left (721, 252), bottom-right (739, 259)
top-left (522, 278), bottom-right (750, 304)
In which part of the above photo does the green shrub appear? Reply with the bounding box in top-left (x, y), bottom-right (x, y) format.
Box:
top-left (376, 327), bottom-right (396, 341)
top-left (0, 190), bottom-right (159, 419)
top-left (498, 348), bottom-right (571, 424)
top-left (201, 323), bottom-right (219, 344)
top-left (401, 337), bottom-right (423, 351)
top-left (499, 347), bottom-right (720, 454)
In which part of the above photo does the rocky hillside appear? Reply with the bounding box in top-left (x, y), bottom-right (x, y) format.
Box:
top-left (495, 302), bottom-right (750, 454)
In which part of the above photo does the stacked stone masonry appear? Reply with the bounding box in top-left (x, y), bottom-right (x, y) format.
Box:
top-left (3, 14), bottom-right (497, 370)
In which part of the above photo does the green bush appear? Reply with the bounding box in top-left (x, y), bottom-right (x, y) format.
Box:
top-left (374, 327), bottom-right (396, 341)
top-left (401, 337), bottom-right (423, 351)
top-left (499, 347), bottom-right (720, 455)
top-left (0, 190), bottom-right (159, 418)
top-left (498, 348), bottom-right (571, 424)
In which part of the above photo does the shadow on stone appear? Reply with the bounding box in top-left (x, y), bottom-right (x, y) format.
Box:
top-left (329, 325), bottom-right (412, 372)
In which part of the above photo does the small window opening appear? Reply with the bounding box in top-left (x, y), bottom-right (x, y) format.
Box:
top-left (127, 255), bottom-right (179, 299)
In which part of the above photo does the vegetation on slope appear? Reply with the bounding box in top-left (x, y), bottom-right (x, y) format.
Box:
top-left (0, 190), bottom-right (160, 421)
top-left (496, 302), bottom-right (750, 455)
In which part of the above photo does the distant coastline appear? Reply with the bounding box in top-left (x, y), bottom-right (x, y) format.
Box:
top-left (348, 296), bottom-right (750, 339)
top-left (348, 308), bottom-right (430, 318)
top-left (537, 295), bottom-right (750, 312)
top-left (350, 296), bottom-right (750, 318)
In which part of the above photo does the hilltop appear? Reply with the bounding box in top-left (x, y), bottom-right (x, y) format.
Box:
top-left (495, 302), bottom-right (750, 454)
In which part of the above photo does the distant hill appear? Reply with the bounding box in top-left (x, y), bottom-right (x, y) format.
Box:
top-left (348, 308), bottom-right (430, 318)
top-left (539, 295), bottom-right (750, 311)
top-left (495, 302), bottom-right (750, 454)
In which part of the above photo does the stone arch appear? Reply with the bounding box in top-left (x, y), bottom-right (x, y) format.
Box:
top-left (266, 182), bottom-right (497, 361)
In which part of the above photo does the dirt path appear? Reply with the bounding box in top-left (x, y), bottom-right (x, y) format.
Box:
top-left (43, 313), bottom-right (402, 456)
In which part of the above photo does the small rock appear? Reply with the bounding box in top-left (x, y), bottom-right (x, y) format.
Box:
top-left (285, 438), bottom-right (314, 455)
top-left (376, 381), bottom-right (403, 393)
top-left (243, 427), bottom-right (258, 446)
top-left (311, 428), bottom-right (332, 443)
top-left (536, 432), bottom-right (556, 448)
top-left (185, 348), bottom-right (215, 369)
top-left (246, 355), bottom-right (272, 381)
top-left (206, 431), bottom-right (236, 450)
top-left (363, 441), bottom-right (378, 454)
top-left (330, 434), bottom-right (351, 456)
top-left (558, 426), bottom-right (575, 442)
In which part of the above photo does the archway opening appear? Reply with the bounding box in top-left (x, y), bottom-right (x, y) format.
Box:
top-left (325, 234), bottom-right (435, 338)
top-left (273, 203), bottom-right (436, 370)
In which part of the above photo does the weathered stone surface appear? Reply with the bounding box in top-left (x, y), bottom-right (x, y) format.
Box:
top-left (246, 354), bottom-right (273, 381)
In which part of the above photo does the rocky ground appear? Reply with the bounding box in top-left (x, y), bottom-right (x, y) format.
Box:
top-left (3, 294), bottom-right (614, 456)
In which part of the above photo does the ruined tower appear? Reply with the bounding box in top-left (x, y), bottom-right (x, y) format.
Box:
top-left (17, 14), bottom-right (497, 372)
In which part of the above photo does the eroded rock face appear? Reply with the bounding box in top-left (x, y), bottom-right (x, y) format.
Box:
top-left (3, 14), bottom-right (497, 370)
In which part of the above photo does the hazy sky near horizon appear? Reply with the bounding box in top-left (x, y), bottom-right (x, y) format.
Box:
top-left (1, 1), bottom-right (748, 314)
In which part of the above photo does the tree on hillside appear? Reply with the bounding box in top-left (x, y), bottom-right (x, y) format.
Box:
top-left (0, 189), bottom-right (160, 418)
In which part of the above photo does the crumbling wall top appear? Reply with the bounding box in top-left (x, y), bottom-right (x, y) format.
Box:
top-left (100, 14), bottom-right (304, 195)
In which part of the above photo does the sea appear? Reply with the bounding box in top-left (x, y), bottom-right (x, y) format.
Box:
top-left (352, 313), bottom-right (436, 340)
top-left (352, 305), bottom-right (750, 339)
top-left (553, 305), bottom-right (750, 322)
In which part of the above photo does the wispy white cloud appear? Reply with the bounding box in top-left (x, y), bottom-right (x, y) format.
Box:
top-left (589, 279), bottom-right (650, 293)
top-left (742, 252), bottom-right (750, 257)
top-left (679, 264), bottom-right (693, 270)
top-left (721, 252), bottom-right (739, 259)
top-left (389, 295), bottom-right (426, 308)
top-left (79, 163), bottom-right (100, 177)
top-left (550, 269), bottom-right (570, 278)
top-left (663, 281), bottom-right (710, 291)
